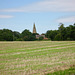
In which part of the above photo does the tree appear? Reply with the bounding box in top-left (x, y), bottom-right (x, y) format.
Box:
top-left (58, 23), bottom-right (66, 40)
top-left (0, 29), bottom-right (13, 41)
top-left (54, 33), bottom-right (62, 41)
top-left (31, 33), bottom-right (38, 41)
top-left (13, 31), bottom-right (21, 41)
top-left (39, 36), bottom-right (44, 40)
top-left (69, 24), bottom-right (75, 40)
top-left (21, 29), bottom-right (32, 41)
top-left (46, 30), bottom-right (58, 41)
top-left (0, 30), bottom-right (4, 41)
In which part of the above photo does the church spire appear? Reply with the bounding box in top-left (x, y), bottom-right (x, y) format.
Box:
top-left (33, 23), bottom-right (37, 33)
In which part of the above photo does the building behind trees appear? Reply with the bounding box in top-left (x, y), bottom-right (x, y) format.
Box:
top-left (0, 23), bottom-right (75, 41)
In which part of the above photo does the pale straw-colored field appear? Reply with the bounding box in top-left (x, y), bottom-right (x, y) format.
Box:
top-left (0, 41), bottom-right (75, 75)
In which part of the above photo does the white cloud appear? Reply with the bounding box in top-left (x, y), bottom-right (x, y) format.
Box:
top-left (0, 0), bottom-right (75, 12)
top-left (0, 15), bottom-right (14, 18)
top-left (57, 16), bottom-right (75, 23)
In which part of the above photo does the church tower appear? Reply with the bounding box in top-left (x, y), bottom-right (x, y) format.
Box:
top-left (33, 23), bottom-right (37, 33)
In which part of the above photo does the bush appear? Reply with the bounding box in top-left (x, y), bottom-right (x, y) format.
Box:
top-left (39, 36), bottom-right (44, 40)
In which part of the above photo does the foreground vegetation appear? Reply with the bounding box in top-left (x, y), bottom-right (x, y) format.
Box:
top-left (0, 41), bottom-right (75, 75)
top-left (47, 65), bottom-right (75, 75)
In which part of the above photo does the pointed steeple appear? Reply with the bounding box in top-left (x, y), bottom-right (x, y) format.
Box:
top-left (33, 23), bottom-right (37, 33)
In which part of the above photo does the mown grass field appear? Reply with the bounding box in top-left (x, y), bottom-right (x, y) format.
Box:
top-left (0, 41), bottom-right (75, 75)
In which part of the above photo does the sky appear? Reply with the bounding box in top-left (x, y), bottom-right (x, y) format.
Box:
top-left (0, 0), bottom-right (75, 34)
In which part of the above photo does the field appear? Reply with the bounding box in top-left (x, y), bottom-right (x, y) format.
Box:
top-left (0, 41), bottom-right (75, 75)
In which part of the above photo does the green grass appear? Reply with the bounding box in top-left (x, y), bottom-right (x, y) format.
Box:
top-left (47, 65), bottom-right (75, 75)
top-left (0, 41), bottom-right (75, 75)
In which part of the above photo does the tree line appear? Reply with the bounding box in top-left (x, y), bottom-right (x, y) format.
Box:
top-left (0, 23), bottom-right (75, 41)
top-left (0, 29), bottom-right (38, 41)
top-left (46, 23), bottom-right (75, 41)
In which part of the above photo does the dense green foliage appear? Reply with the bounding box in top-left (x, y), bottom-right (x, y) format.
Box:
top-left (0, 23), bottom-right (75, 41)
top-left (13, 31), bottom-right (21, 41)
top-left (0, 29), bottom-right (37, 41)
top-left (39, 36), bottom-right (44, 40)
top-left (46, 23), bottom-right (75, 41)
top-left (0, 29), bottom-right (13, 41)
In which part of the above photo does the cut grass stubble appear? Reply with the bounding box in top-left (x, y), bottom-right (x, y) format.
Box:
top-left (0, 41), bottom-right (75, 75)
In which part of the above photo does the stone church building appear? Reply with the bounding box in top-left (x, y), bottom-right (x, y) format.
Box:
top-left (33, 23), bottom-right (48, 39)
top-left (33, 23), bottom-right (37, 33)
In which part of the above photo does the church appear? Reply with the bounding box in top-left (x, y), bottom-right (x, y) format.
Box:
top-left (33, 23), bottom-right (48, 39)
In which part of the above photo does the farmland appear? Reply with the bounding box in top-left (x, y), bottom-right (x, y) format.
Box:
top-left (0, 41), bottom-right (75, 75)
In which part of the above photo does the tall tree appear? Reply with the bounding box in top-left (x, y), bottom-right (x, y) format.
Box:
top-left (58, 23), bottom-right (66, 40)
top-left (21, 29), bottom-right (32, 41)
top-left (46, 30), bottom-right (58, 40)
top-left (0, 29), bottom-right (13, 41)
top-left (13, 31), bottom-right (21, 41)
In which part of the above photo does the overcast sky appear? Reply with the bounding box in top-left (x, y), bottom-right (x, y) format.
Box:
top-left (0, 0), bottom-right (75, 34)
